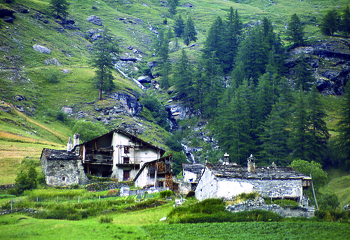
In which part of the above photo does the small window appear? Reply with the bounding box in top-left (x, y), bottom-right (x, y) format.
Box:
top-left (60, 165), bottom-right (64, 168)
top-left (123, 157), bottom-right (130, 164)
top-left (62, 177), bottom-right (66, 181)
top-left (124, 146), bottom-right (130, 154)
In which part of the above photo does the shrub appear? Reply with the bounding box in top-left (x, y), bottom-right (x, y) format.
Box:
top-left (99, 216), bottom-right (113, 223)
top-left (160, 190), bottom-right (173, 198)
top-left (273, 199), bottom-right (299, 209)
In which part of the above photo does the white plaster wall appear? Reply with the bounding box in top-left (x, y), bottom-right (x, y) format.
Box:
top-left (183, 170), bottom-right (198, 183)
top-left (195, 168), bottom-right (218, 201)
top-left (196, 169), bottom-right (304, 201)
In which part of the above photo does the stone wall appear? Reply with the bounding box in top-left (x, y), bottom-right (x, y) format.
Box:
top-left (226, 197), bottom-right (315, 218)
top-left (196, 169), bottom-right (303, 201)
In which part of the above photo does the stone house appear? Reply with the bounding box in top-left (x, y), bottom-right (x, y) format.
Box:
top-left (195, 155), bottom-right (312, 202)
top-left (40, 129), bottom-right (175, 188)
top-left (182, 163), bottom-right (205, 191)
top-left (134, 154), bottom-right (176, 190)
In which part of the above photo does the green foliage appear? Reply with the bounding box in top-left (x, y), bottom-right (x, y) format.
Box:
top-left (317, 191), bottom-right (340, 210)
top-left (14, 162), bottom-right (38, 195)
top-left (336, 83), bottom-right (350, 169)
top-left (71, 120), bottom-right (108, 143)
top-left (173, 15), bottom-right (185, 37)
top-left (90, 29), bottom-right (119, 100)
top-left (286, 14), bottom-right (305, 46)
top-left (183, 17), bottom-right (197, 46)
top-left (340, 5), bottom-right (350, 36)
top-left (288, 159), bottom-right (328, 189)
top-left (49, 0), bottom-right (69, 19)
top-left (272, 199), bottom-right (299, 209)
top-left (99, 215), bottom-right (113, 223)
top-left (320, 9), bottom-right (340, 36)
top-left (315, 209), bottom-right (350, 222)
top-left (160, 190), bottom-right (173, 198)
top-left (168, 0), bottom-right (179, 16)
top-left (45, 69), bottom-right (62, 83)
top-left (140, 94), bottom-right (170, 131)
top-left (235, 192), bottom-right (260, 201)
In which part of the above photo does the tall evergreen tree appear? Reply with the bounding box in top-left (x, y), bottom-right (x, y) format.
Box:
top-left (337, 83), bottom-right (350, 168)
top-left (294, 54), bottom-right (314, 91)
top-left (286, 13), bottom-right (305, 46)
top-left (291, 91), bottom-right (310, 160)
top-left (307, 85), bottom-right (330, 163)
top-left (183, 17), bottom-right (197, 46)
top-left (173, 15), bottom-right (185, 37)
top-left (49, 0), bottom-right (69, 19)
top-left (260, 103), bottom-right (291, 166)
top-left (340, 5), bottom-right (350, 37)
top-left (168, 0), bottom-right (179, 16)
top-left (320, 9), bottom-right (340, 36)
top-left (91, 29), bottom-right (119, 100)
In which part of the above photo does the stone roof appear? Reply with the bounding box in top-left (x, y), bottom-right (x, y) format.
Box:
top-left (183, 163), bottom-right (205, 174)
top-left (41, 148), bottom-right (79, 161)
top-left (206, 163), bottom-right (311, 180)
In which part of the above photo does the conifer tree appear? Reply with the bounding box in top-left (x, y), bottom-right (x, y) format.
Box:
top-left (91, 29), bottom-right (119, 100)
top-left (320, 9), bottom-right (340, 36)
top-left (173, 15), bottom-right (185, 37)
top-left (291, 92), bottom-right (310, 160)
top-left (168, 0), bottom-right (179, 16)
top-left (294, 54), bottom-right (314, 91)
top-left (286, 13), bottom-right (305, 46)
top-left (340, 5), bottom-right (350, 37)
top-left (307, 85), bottom-right (330, 163)
top-left (183, 17), bottom-right (197, 46)
top-left (49, 0), bottom-right (69, 19)
top-left (337, 83), bottom-right (350, 168)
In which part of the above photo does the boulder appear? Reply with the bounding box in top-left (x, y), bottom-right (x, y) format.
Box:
top-left (61, 106), bottom-right (73, 114)
top-left (91, 33), bottom-right (102, 41)
top-left (87, 15), bottom-right (102, 26)
top-left (20, 8), bottom-right (29, 14)
top-left (0, 7), bottom-right (16, 18)
top-left (137, 76), bottom-right (152, 83)
top-left (147, 61), bottom-right (157, 68)
top-left (33, 45), bottom-right (51, 54)
top-left (14, 95), bottom-right (26, 101)
top-left (87, 28), bottom-right (103, 38)
top-left (182, 2), bottom-right (194, 7)
top-left (44, 58), bottom-right (61, 66)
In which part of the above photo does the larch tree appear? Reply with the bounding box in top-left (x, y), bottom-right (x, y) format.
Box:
top-left (49, 0), bottom-right (69, 19)
top-left (183, 16), bottom-right (197, 46)
top-left (337, 83), bottom-right (350, 168)
top-left (320, 9), bottom-right (340, 36)
top-left (286, 13), bottom-right (305, 46)
top-left (91, 29), bottom-right (119, 100)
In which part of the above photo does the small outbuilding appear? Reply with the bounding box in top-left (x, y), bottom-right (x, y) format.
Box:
top-left (195, 155), bottom-right (311, 202)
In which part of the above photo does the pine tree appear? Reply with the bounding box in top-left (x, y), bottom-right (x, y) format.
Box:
top-left (321, 9), bottom-right (340, 36)
top-left (183, 17), bottom-right (197, 46)
top-left (291, 91), bottom-right (310, 160)
top-left (294, 53), bottom-right (314, 91)
top-left (168, 0), bottom-right (179, 16)
top-left (260, 103), bottom-right (291, 166)
top-left (91, 29), bottom-right (119, 100)
top-left (340, 5), bottom-right (350, 37)
top-left (286, 14), bottom-right (305, 46)
top-left (49, 0), bottom-right (69, 19)
top-left (307, 85), bottom-right (330, 163)
top-left (337, 83), bottom-right (350, 168)
top-left (173, 15), bottom-right (185, 37)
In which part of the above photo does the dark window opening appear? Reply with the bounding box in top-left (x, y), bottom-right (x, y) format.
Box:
top-left (123, 157), bottom-right (130, 164)
top-left (124, 146), bottom-right (130, 154)
top-left (62, 177), bottom-right (65, 181)
top-left (123, 170), bottom-right (130, 181)
top-left (60, 165), bottom-right (64, 168)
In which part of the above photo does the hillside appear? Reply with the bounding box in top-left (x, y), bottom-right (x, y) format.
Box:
top-left (0, 0), bottom-right (350, 200)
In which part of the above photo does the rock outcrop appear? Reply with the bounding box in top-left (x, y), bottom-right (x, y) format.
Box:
top-left (33, 45), bottom-right (51, 54)
top-left (87, 15), bottom-right (102, 26)
top-left (286, 39), bottom-right (350, 95)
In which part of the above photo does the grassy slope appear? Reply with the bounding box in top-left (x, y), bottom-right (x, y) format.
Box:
top-left (0, 0), bottom-right (349, 190)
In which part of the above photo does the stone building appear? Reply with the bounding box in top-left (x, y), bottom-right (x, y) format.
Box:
top-left (40, 129), bottom-right (177, 189)
top-left (134, 154), bottom-right (175, 189)
top-left (182, 163), bottom-right (205, 191)
top-left (195, 155), bottom-right (312, 202)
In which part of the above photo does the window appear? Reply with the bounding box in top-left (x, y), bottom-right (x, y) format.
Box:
top-left (124, 146), bottom-right (130, 154)
top-left (62, 177), bottom-right (66, 181)
top-left (123, 157), bottom-right (130, 164)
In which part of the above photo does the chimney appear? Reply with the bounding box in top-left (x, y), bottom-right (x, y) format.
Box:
top-left (67, 137), bottom-right (73, 152)
top-left (74, 134), bottom-right (80, 147)
top-left (247, 154), bottom-right (255, 173)
top-left (224, 153), bottom-right (229, 165)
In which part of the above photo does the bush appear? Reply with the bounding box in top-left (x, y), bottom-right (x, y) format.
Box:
top-left (72, 120), bottom-right (108, 142)
top-left (99, 216), bottom-right (113, 223)
top-left (273, 199), bottom-right (299, 209)
top-left (315, 209), bottom-right (350, 222)
top-left (160, 190), bottom-right (173, 198)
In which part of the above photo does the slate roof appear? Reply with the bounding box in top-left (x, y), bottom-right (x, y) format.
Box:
top-left (183, 163), bottom-right (205, 174)
top-left (206, 163), bottom-right (311, 180)
top-left (41, 148), bottom-right (79, 161)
